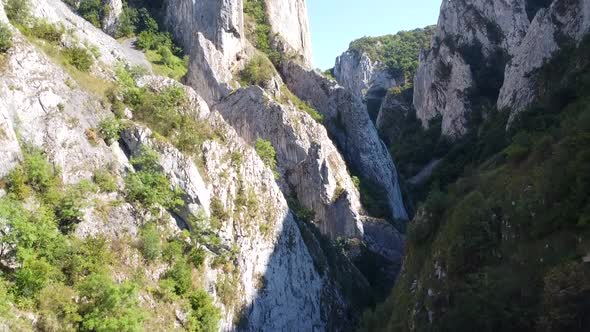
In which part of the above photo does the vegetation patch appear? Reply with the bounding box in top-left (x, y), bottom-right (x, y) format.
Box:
top-left (243, 0), bottom-right (282, 64)
top-left (239, 53), bottom-right (276, 87)
top-left (361, 35), bottom-right (590, 332)
top-left (279, 85), bottom-right (324, 123)
top-left (349, 26), bottom-right (435, 81)
top-left (0, 23), bottom-right (13, 53)
top-left (124, 146), bottom-right (184, 212)
top-left (254, 138), bottom-right (278, 178)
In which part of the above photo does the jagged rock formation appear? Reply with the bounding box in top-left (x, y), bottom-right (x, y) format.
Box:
top-left (414, 0), bottom-right (590, 137)
top-left (164, 0), bottom-right (246, 104)
top-left (0, 1), bottom-right (355, 330)
top-left (101, 0), bottom-right (123, 35)
top-left (30, 0), bottom-right (151, 68)
top-left (413, 0), bottom-right (530, 137)
top-left (163, 0), bottom-right (314, 103)
top-left (264, 0), bottom-right (313, 66)
top-left (334, 51), bottom-right (400, 120)
top-left (216, 86), bottom-right (364, 239)
top-left (281, 61), bottom-right (408, 222)
top-left (498, 0), bottom-right (590, 119)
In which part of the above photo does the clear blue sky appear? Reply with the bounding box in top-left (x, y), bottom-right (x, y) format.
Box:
top-left (307, 0), bottom-right (442, 70)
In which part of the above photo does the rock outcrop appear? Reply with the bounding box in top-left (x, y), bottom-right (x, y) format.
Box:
top-left (0, 2), bottom-right (349, 329)
top-left (101, 0), bottom-right (123, 36)
top-left (216, 86), bottom-right (364, 239)
top-left (413, 0), bottom-right (530, 137)
top-left (31, 0), bottom-right (151, 69)
top-left (281, 61), bottom-right (408, 222)
top-left (164, 0), bottom-right (246, 104)
top-left (413, 0), bottom-right (590, 136)
top-left (498, 0), bottom-right (590, 119)
top-left (334, 50), bottom-right (400, 120)
top-left (265, 0), bottom-right (313, 67)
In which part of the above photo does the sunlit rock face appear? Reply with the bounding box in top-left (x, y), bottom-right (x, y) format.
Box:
top-left (215, 86), bottom-right (365, 240)
top-left (498, 0), bottom-right (590, 121)
top-left (281, 61), bottom-right (408, 222)
top-left (334, 50), bottom-right (401, 122)
top-left (264, 0), bottom-right (313, 67)
top-left (101, 0), bottom-right (123, 35)
top-left (164, 0), bottom-right (246, 104)
top-left (413, 0), bottom-right (590, 137)
top-left (413, 0), bottom-right (530, 137)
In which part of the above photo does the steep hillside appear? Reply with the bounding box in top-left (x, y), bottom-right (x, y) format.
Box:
top-left (0, 0), bottom-right (410, 331)
top-left (361, 0), bottom-right (590, 331)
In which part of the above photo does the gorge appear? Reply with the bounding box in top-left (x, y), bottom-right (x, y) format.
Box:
top-left (0, 0), bottom-right (589, 331)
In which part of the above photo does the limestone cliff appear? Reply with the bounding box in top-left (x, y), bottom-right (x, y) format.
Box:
top-left (413, 0), bottom-right (530, 137)
top-left (498, 0), bottom-right (590, 119)
top-left (164, 0), bottom-right (246, 104)
top-left (282, 62), bottom-right (408, 222)
top-left (334, 51), bottom-right (400, 121)
top-left (0, 1), bottom-right (348, 330)
top-left (413, 0), bottom-right (590, 137)
top-left (265, 0), bottom-right (313, 66)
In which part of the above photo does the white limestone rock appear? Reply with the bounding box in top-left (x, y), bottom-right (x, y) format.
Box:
top-left (101, 0), bottom-right (123, 36)
top-left (281, 61), bottom-right (409, 222)
top-left (215, 86), bottom-right (364, 240)
top-left (413, 0), bottom-right (530, 137)
top-left (334, 50), bottom-right (400, 104)
top-left (265, 0), bottom-right (313, 67)
top-left (164, 0), bottom-right (246, 104)
top-left (498, 0), bottom-right (590, 120)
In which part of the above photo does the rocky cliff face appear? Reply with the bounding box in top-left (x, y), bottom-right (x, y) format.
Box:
top-left (163, 0), bottom-right (314, 103)
top-left (0, 1), bottom-right (356, 330)
top-left (334, 51), bottom-right (400, 120)
top-left (414, 0), bottom-right (590, 137)
top-left (164, 0), bottom-right (246, 104)
top-left (413, 0), bottom-right (530, 137)
top-left (281, 62), bottom-right (408, 222)
top-left (265, 0), bottom-right (313, 67)
top-left (101, 0), bottom-right (123, 35)
top-left (216, 86), bottom-right (364, 240)
top-left (498, 0), bottom-right (590, 119)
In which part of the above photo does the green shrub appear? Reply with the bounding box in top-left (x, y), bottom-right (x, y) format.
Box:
top-left (92, 169), bottom-right (118, 193)
top-left (280, 86), bottom-right (324, 123)
top-left (162, 239), bottom-right (185, 264)
top-left (37, 283), bottom-right (81, 332)
top-left (188, 247), bottom-right (206, 268)
top-left (115, 7), bottom-right (138, 38)
top-left (21, 146), bottom-right (60, 194)
top-left (77, 273), bottom-right (144, 332)
top-left (210, 197), bottom-right (228, 230)
top-left (14, 253), bottom-right (54, 298)
top-left (98, 117), bottom-right (122, 144)
top-left (0, 278), bottom-right (12, 317)
top-left (164, 261), bottom-right (192, 296)
top-left (64, 47), bottom-right (94, 72)
top-left (139, 223), bottom-right (161, 262)
top-left (243, 0), bottom-right (281, 64)
top-left (0, 23), bottom-right (13, 53)
top-left (187, 290), bottom-right (221, 332)
top-left (239, 54), bottom-right (275, 86)
top-left (255, 138), bottom-right (278, 177)
top-left (31, 20), bottom-right (64, 43)
top-left (54, 188), bottom-right (85, 234)
top-left (125, 146), bottom-right (184, 211)
top-left (78, 0), bottom-right (103, 27)
top-left (60, 237), bottom-right (113, 285)
top-left (5, 0), bottom-right (31, 25)
top-left (6, 166), bottom-right (31, 199)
